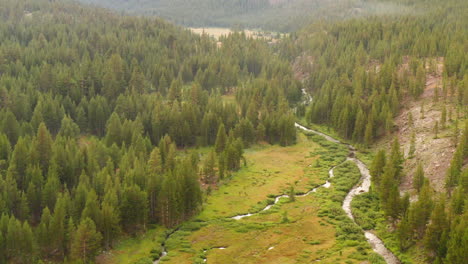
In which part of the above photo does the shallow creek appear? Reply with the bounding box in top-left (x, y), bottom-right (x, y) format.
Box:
top-left (154, 123), bottom-right (400, 264)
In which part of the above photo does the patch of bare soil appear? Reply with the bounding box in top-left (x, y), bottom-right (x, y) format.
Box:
top-left (375, 57), bottom-right (459, 193)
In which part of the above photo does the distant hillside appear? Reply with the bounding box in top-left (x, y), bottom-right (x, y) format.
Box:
top-left (76, 0), bottom-right (413, 31)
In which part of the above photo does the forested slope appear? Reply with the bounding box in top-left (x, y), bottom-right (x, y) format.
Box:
top-left (285, 0), bottom-right (467, 262)
top-left (0, 0), bottom-right (300, 262)
top-left (76, 0), bottom-right (414, 31)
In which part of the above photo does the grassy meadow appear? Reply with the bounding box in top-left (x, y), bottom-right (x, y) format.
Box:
top-left (102, 131), bottom-right (384, 264)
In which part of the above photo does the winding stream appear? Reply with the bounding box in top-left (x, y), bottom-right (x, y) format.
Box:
top-left (229, 123), bottom-right (400, 264)
top-left (295, 123), bottom-right (400, 264)
top-left (153, 122), bottom-right (400, 264)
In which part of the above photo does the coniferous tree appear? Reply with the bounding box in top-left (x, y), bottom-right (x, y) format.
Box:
top-left (408, 131), bottom-right (416, 159)
top-left (409, 179), bottom-right (433, 238)
top-left (445, 213), bottom-right (468, 264)
top-left (101, 202), bottom-right (120, 249)
top-left (215, 124), bottom-right (227, 153)
top-left (424, 198), bottom-right (449, 261)
top-left (120, 184), bottom-right (148, 233)
top-left (35, 122), bottom-right (54, 174)
top-left (441, 106), bottom-right (447, 129)
top-left (413, 163), bottom-right (425, 192)
top-left (2, 111), bottom-right (20, 145)
top-left (203, 151), bottom-right (217, 184)
top-left (71, 218), bottom-right (102, 263)
top-left (370, 150), bottom-right (386, 189)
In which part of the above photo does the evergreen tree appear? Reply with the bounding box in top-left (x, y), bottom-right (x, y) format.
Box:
top-left (410, 180), bottom-right (433, 238)
top-left (441, 106), bottom-right (447, 129)
top-left (58, 115), bottom-right (80, 139)
top-left (35, 122), bottom-right (54, 174)
top-left (2, 111), bottom-right (20, 145)
top-left (370, 150), bottom-right (386, 188)
top-left (105, 112), bottom-right (122, 146)
top-left (120, 184), bottom-right (148, 233)
top-left (424, 198), bottom-right (448, 261)
top-left (413, 163), bottom-right (425, 192)
top-left (215, 124), bottom-right (227, 153)
top-left (101, 202), bottom-right (120, 249)
top-left (364, 119), bottom-right (374, 146)
top-left (445, 213), bottom-right (468, 263)
top-left (408, 131), bottom-right (416, 159)
top-left (203, 151), bottom-right (217, 184)
top-left (71, 218), bottom-right (102, 263)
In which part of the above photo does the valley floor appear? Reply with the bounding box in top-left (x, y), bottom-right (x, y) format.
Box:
top-left (103, 132), bottom-right (390, 263)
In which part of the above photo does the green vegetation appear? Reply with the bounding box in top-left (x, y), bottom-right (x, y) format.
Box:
top-left (143, 132), bottom-right (385, 263)
top-left (77, 0), bottom-right (415, 32)
top-left (284, 0), bottom-right (468, 146)
top-left (353, 123), bottom-right (468, 263)
top-left (0, 0), bottom-right (466, 263)
top-left (0, 0), bottom-right (300, 262)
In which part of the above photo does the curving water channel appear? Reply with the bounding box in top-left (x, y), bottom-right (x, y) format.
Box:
top-left (229, 123), bottom-right (400, 264)
top-left (295, 123), bottom-right (400, 264)
top-left (154, 122), bottom-right (399, 264)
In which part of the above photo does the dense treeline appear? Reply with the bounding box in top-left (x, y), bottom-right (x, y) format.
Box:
top-left (77, 0), bottom-right (413, 31)
top-left (0, 0), bottom-right (299, 262)
top-left (370, 122), bottom-right (468, 263)
top-left (287, 1), bottom-right (467, 262)
top-left (282, 0), bottom-right (468, 146)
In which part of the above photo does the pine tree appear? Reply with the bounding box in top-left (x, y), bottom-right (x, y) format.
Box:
top-left (410, 180), bottom-right (433, 238)
top-left (129, 63), bottom-right (146, 94)
top-left (445, 213), bottom-right (468, 263)
top-left (2, 111), bottom-right (20, 145)
top-left (37, 207), bottom-right (53, 256)
top-left (120, 184), bottom-right (148, 233)
top-left (441, 106), bottom-right (447, 129)
top-left (102, 54), bottom-right (125, 99)
top-left (390, 138), bottom-right (404, 180)
top-left (424, 198), bottom-right (448, 261)
top-left (453, 119), bottom-right (459, 146)
top-left (413, 163), bottom-right (425, 192)
top-left (71, 218), bottom-right (102, 263)
top-left (58, 115), bottom-right (80, 139)
top-left (370, 150), bottom-right (386, 188)
top-left (215, 124), bottom-right (227, 153)
top-left (8, 137), bottom-right (30, 190)
top-left (218, 152), bottom-right (226, 180)
top-left (105, 112), bottom-right (122, 146)
top-left (50, 193), bottom-right (68, 258)
top-left (408, 131), bottom-right (416, 158)
top-left (35, 122), bottom-right (54, 174)
top-left (101, 202), bottom-right (120, 249)
top-left (42, 166), bottom-right (60, 210)
top-left (81, 190), bottom-right (101, 231)
top-left (397, 213), bottom-right (413, 251)
top-left (148, 147), bottom-right (163, 175)
top-left (364, 119), bottom-right (374, 146)
top-left (202, 150), bottom-right (217, 184)
top-left (434, 121), bottom-right (439, 139)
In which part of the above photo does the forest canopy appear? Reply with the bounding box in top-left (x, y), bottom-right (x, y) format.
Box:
top-left (0, 0), bottom-right (299, 262)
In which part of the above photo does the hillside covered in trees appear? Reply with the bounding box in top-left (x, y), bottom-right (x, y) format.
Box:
top-left (282, 0), bottom-right (467, 262)
top-left (76, 0), bottom-right (414, 31)
top-left (0, 0), bottom-right (299, 262)
top-left (0, 0), bottom-right (466, 263)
